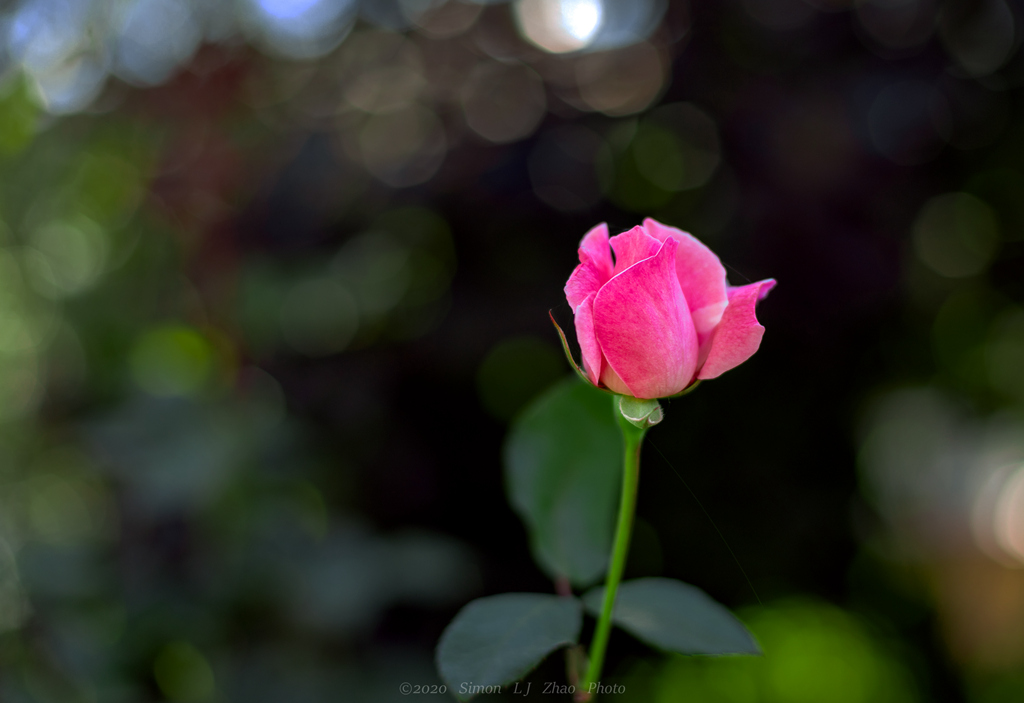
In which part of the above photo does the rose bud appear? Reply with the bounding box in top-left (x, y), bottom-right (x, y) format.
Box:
top-left (562, 218), bottom-right (775, 399)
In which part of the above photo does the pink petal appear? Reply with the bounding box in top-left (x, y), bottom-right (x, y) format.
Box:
top-left (565, 261), bottom-right (604, 311)
top-left (693, 302), bottom-right (729, 365)
top-left (593, 237), bottom-right (699, 399)
top-left (574, 292), bottom-right (603, 386)
top-left (565, 224), bottom-right (615, 311)
top-left (610, 225), bottom-right (662, 276)
top-left (599, 364), bottom-right (632, 396)
top-left (579, 223), bottom-right (613, 281)
top-left (642, 218), bottom-right (728, 340)
top-left (697, 279), bottom-right (776, 380)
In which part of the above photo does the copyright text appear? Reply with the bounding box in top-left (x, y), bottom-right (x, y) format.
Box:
top-left (398, 681), bottom-right (626, 696)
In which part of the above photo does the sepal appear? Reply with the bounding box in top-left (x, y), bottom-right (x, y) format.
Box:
top-left (617, 396), bottom-right (663, 429)
top-left (549, 310), bottom-right (614, 395)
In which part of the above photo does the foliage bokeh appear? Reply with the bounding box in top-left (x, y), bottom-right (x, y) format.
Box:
top-left (0, 0), bottom-right (1023, 701)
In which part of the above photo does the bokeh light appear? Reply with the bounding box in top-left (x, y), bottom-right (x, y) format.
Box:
top-left (340, 30), bottom-right (425, 115)
top-left (514, 0), bottom-right (604, 54)
top-left (937, 0), bottom-right (1015, 77)
top-left (0, 0), bottom-right (1021, 700)
top-left (992, 466), bottom-right (1024, 564)
top-left (7, 0), bottom-right (110, 113)
top-left (461, 60), bottom-right (546, 143)
top-left (113, 0), bottom-right (201, 86)
top-left (279, 277), bottom-right (359, 356)
top-left (411, 0), bottom-right (483, 39)
top-left (912, 193), bottom-right (999, 278)
top-left (27, 217), bottom-right (108, 297)
top-left (576, 42), bottom-right (665, 115)
top-left (245, 0), bottom-right (358, 59)
top-left (357, 104), bottom-right (447, 186)
top-left (855, 0), bottom-right (935, 55)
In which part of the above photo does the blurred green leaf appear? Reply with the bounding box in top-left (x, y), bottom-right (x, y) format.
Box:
top-left (583, 578), bottom-right (760, 656)
top-left (129, 325), bottom-right (214, 397)
top-left (153, 641), bottom-right (216, 702)
top-left (477, 336), bottom-right (563, 421)
top-left (0, 76), bottom-right (40, 156)
top-left (435, 593), bottom-right (582, 701)
top-left (644, 599), bottom-right (920, 703)
top-left (73, 151), bottom-right (145, 228)
top-left (504, 377), bottom-right (621, 586)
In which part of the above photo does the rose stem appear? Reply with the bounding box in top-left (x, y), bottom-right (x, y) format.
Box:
top-left (576, 401), bottom-right (646, 701)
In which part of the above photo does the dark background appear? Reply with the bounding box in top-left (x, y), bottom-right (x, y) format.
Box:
top-left (0, 0), bottom-right (1022, 701)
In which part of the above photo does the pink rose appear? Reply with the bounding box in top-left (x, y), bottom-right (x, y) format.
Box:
top-left (564, 218), bottom-right (775, 399)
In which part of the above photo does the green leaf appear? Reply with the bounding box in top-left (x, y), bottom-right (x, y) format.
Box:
top-left (504, 377), bottom-right (621, 586)
top-left (583, 578), bottom-right (761, 656)
top-left (436, 593), bottom-right (583, 700)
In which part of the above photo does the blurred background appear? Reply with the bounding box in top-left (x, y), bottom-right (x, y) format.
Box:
top-left (0, 0), bottom-right (1022, 701)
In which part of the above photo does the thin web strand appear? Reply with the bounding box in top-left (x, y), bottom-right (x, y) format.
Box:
top-left (647, 437), bottom-right (763, 605)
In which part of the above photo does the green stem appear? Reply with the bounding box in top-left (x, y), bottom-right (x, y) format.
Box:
top-left (577, 402), bottom-right (646, 701)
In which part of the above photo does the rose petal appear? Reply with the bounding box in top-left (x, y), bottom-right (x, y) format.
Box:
top-left (599, 364), bottom-right (632, 396)
top-left (697, 279), bottom-right (776, 380)
top-left (566, 224), bottom-right (615, 311)
top-left (574, 292), bottom-right (603, 386)
top-left (642, 218), bottom-right (728, 339)
top-left (610, 225), bottom-right (662, 276)
top-left (565, 260), bottom-right (605, 311)
top-left (579, 222), bottom-right (613, 281)
top-left (593, 237), bottom-right (699, 399)
top-left (693, 301), bottom-right (729, 365)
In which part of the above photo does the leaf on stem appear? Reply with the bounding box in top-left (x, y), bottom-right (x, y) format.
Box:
top-left (582, 578), bottom-right (761, 656)
top-left (505, 378), bottom-right (622, 586)
top-left (436, 593), bottom-right (583, 700)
